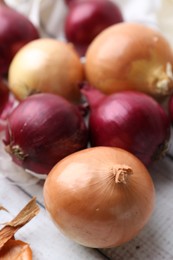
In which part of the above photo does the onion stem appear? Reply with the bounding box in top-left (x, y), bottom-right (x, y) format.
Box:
top-left (112, 164), bottom-right (133, 184)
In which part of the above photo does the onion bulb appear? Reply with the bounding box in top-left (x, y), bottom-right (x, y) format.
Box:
top-left (85, 22), bottom-right (173, 98)
top-left (43, 146), bottom-right (155, 248)
top-left (81, 85), bottom-right (170, 165)
top-left (8, 39), bottom-right (84, 103)
top-left (0, 3), bottom-right (39, 76)
top-left (64, 0), bottom-right (123, 56)
top-left (3, 93), bottom-right (88, 176)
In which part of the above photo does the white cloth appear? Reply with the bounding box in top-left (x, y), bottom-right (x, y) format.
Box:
top-left (4, 0), bottom-right (173, 46)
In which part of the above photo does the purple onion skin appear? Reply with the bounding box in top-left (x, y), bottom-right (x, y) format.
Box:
top-left (82, 87), bottom-right (170, 165)
top-left (168, 94), bottom-right (173, 124)
top-left (3, 93), bottom-right (88, 175)
top-left (0, 4), bottom-right (39, 76)
top-left (64, 0), bottom-right (123, 56)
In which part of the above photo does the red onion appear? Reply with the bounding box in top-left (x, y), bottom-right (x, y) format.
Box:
top-left (64, 0), bottom-right (123, 56)
top-left (81, 85), bottom-right (170, 165)
top-left (3, 93), bottom-right (88, 175)
top-left (0, 3), bottom-right (39, 76)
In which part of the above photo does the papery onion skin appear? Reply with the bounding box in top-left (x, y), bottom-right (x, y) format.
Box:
top-left (85, 22), bottom-right (173, 97)
top-left (0, 4), bottom-right (39, 76)
top-left (3, 93), bottom-right (88, 175)
top-left (8, 39), bottom-right (84, 103)
top-left (43, 146), bottom-right (155, 248)
top-left (64, 0), bottom-right (123, 56)
top-left (0, 239), bottom-right (32, 259)
top-left (81, 86), bottom-right (170, 165)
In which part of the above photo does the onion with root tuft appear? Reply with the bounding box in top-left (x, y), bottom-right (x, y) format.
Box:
top-left (3, 93), bottom-right (88, 176)
top-left (43, 146), bottom-right (155, 248)
top-left (85, 22), bottom-right (173, 98)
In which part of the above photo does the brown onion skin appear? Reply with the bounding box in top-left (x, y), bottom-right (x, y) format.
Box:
top-left (3, 93), bottom-right (88, 175)
top-left (43, 146), bottom-right (155, 248)
top-left (0, 4), bottom-right (39, 76)
top-left (81, 86), bottom-right (170, 165)
top-left (85, 22), bottom-right (173, 98)
top-left (8, 39), bottom-right (84, 103)
top-left (0, 240), bottom-right (32, 259)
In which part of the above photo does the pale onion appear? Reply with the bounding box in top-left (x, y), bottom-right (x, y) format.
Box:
top-left (43, 146), bottom-right (155, 248)
top-left (8, 38), bottom-right (84, 103)
top-left (85, 22), bottom-right (173, 98)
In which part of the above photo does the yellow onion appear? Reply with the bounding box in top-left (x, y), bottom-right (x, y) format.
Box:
top-left (43, 146), bottom-right (155, 248)
top-left (8, 38), bottom-right (84, 103)
top-left (85, 22), bottom-right (173, 98)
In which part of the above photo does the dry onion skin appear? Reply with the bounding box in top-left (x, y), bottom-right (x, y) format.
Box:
top-left (0, 239), bottom-right (32, 260)
top-left (8, 38), bottom-right (84, 103)
top-left (43, 146), bottom-right (155, 248)
top-left (85, 22), bottom-right (173, 98)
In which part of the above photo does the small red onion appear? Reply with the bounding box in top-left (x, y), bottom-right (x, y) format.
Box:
top-left (0, 4), bottom-right (39, 75)
top-left (81, 85), bottom-right (170, 165)
top-left (3, 93), bottom-right (88, 175)
top-left (64, 0), bottom-right (123, 56)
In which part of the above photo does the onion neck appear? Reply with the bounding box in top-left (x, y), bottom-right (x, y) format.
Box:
top-left (112, 164), bottom-right (133, 184)
top-left (80, 83), bottom-right (105, 108)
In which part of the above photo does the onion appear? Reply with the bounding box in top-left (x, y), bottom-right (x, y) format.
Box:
top-left (85, 22), bottom-right (173, 98)
top-left (43, 146), bottom-right (155, 248)
top-left (8, 39), bottom-right (84, 103)
top-left (81, 85), bottom-right (170, 165)
top-left (3, 93), bottom-right (88, 176)
top-left (64, 0), bottom-right (123, 56)
top-left (0, 3), bottom-right (39, 76)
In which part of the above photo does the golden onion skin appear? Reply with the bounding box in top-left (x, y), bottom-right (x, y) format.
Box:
top-left (8, 38), bottom-right (84, 103)
top-left (85, 22), bottom-right (173, 98)
top-left (43, 146), bottom-right (155, 248)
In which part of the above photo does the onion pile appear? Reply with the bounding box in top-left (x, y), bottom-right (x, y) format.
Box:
top-left (85, 22), bottom-right (173, 98)
top-left (81, 85), bottom-right (170, 165)
top-left (64, 0), bottom-right (123, 56)
top-left (43, 146), bottom-right (155, 248)
top-left (3, 93), bottom-right (88, 176)
top-left (8, 38), bottom-right (84, 103)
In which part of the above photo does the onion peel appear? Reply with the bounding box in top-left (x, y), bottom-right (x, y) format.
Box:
top-left (0, 197), bottom-right (40, 249)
